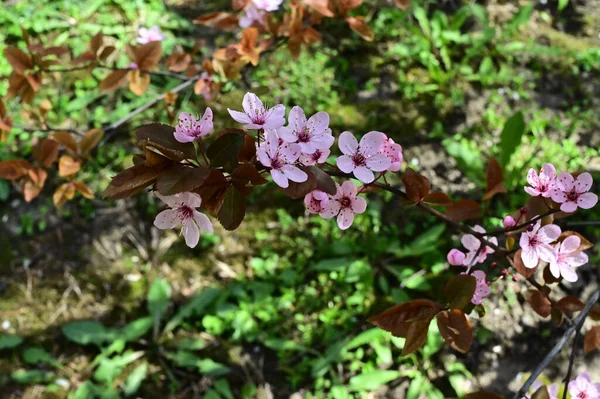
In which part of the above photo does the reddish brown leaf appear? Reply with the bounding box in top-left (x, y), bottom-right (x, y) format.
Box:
top-left (134, 41), bottom-right (162, 70)
top-left (136, 123), bottom-right (197, 162)
top-left (338, 0), bottom-right (363, 13)
top-left (53, 182), bottom-right (76, 208)
top-left (437, 309), bottom-right (473, 353)
top-left (156, 165), bottom-right (210, 195)
top-left (100, 69), bottom-right (129, 92)
top-left (280, 166), bottom-right (318, 199)
top-left (445, 275), bottom-right (477, 310)
top-left (79, 128), bottom-right (104, 155)
top-left (529, 290), bottom-right (551, 318)
top-left (165, 52), bottom-right (192, 72)
top-left (240, 27), bottom-right (260, 66)
top-left (584, 326), bottom-right (600, 355)
top-left (423, 192), bottom-right (453, 206)
top-left (33, 138), bottom-right (59, 168)
top-left (395, 0), bottom-right (412, 10)
top-left (401, 168), bottom-right (430, 203)
top-left (590, 307), bottom-right (600, 321)
top-left (304, 0), bottom-right (335, 17)
top-left (21, 168), bottom-right (47, 202)
top-left (98, 46), bottom-right (116, 62)
top-left (346, 17), bottom-right (374, 41)
top-left (402, 316), bottom-right (433, 356)
top-left (0, 159), bottom-right (33, 180)
top-left (129, 70), bottom-right (150, 95)
top-left (368, 299), bottom-right (440, 339)
top-left (233, 164), bottom-right (268, 186)
top-left (58, 154), bottom-right (81, 177)
top-left (308, 165), bottom-right (337, 195)
top-left (232, 0), bottom-right (250, 11)
top-left (104, 164), bottom-right (163, 200)
top-left (195, 170), bottom-right (229, 215)
top-left (542, 264), bottom-right (561, 285)
top-left (238, 134), bottom-right (256, 163)
top-left (4, 47), bottom-right (33, 74)
top-left (513, 248), bottom-right (537, 278)
top-left (74, 181), bottom-right (94, 199)
top-left (551, 307), bottom-right (564, 328)
top-left (218, 185), bottom-right (246, 231)
top-left (555, 296), bottom-right (585, 313)
top-left (445, 200), bottom-right (482, 222)
top-left (90, 31), bottom-right (104, 54)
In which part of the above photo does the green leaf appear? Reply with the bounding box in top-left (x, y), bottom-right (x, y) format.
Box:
top-left (499, 111), bottom-right (526, 168)
top-left (349, 370), bottom-right (401, 391)
top-left (345, 329), bottom-right (386, 350)
top-left (12, 370), bottom-right (54, 384)
top-left (123, 317), bottom-right (153, 342)
top-left (423, 320), bottom-right (444, 359)
top-left (206, 132), bottom-right (244, 171)
top-left (62, 321), bottom-right (115, 346)
top-left (0, 180), bottom-right (10, 201)
top-left (406, 374), bottom-right (425, 399)
top-left (147, 279), bottom-right (171, 334)
top-left (0, 333), bottom-right (23, 349)
top-left (94, 351), bottom-right (145, 383)
top-left (123, 362), bottom-right (148, 396)
top-left (166, 351), bottom-right (230, 376)
top-left (558, 0), bottom-right (568, 11)
top-left (217, 186), bottom-right (246, 231)
top-left (69, 381), bottom-right (99, 399)
top-left (22, 347), bottom-right (61, 368)
top-left (214, 379), bottom-right (234, 399)
top-left (164, 287), bottom-right (221, 332)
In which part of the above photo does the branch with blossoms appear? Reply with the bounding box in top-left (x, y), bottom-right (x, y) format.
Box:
top-left (99, 91), bottom-right (600, 397)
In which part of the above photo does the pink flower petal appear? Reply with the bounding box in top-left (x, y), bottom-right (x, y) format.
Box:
top-left (526, 168), bottom-right (539, 187)
top-left (179, 192), bottom-right (202, 208)
top-left (359, 131), bottom-right (386, 156)
top-left (228, 109), bottom-right (252, 124)
top-left (282, 165), bottom-right (308, 183)
top-left (278, 126), bottom-right (298, 143)
top-left (320, 199), bottom-right (341, 219)
top-left (575, 172), bottom-right (593, 193)
top-left (560, 200), bottom-right (578, 213)
top-left (538, 224), bottom-right (561, 243)
top-left (256, 148), bottom-right (271, 168)
top-left (337, 207), bottom-right (355, 230)
top-left (336, 155), bottom-right (355, 173)
top-left (281, 143), bottom-right (301, 163)
top-left (541, 163), bottom-right (556, 179)
top-left (560, 235), bottom-right (581, 254)
top-left (193, 211), bottom-right (213, 233)
top-left (352, 196), bottom-right (367, 214)
top-left (271, 169), bottom-right (288, 187)
top-left (537, 243), bottom-right (557, 264)
top-left (242, 92), bottom-right (263, 116)
top-left (263, 130), bottom-right (279, 158)
top-left (560, 264), bottom-right (578, 282)
top-left (353, 166), bottom-right (375, 183)
top-left (521, 247), bottom-right (540, 269)
top-left (263, 104), bottom-right (286, 129)
top-left (461, 234), bottom-right (480, 252)
top-left (287, 105), bottom-right (306, 134)
top-left (182, 221), bottom-right (200, 248)
top-left (577, 192), bottom-right (598, 209)
top-left (311, 133), bottom-right (335, 151)
top-left (154, 209), bottom-right (180, 229)
top-left (338, 131), bottom-right (358, 155)
top-left (567, 251), bottom-right (588, 268)
top-left (174, 130), bottom-right (195, 143)
top-left (556, 172), bottom-right (575, 191)
top-left (340, 180), bottom-right (358, 197)
top-left (366, 153), bottom-right (391, 172)
top-left (549, 262), bottom-right (561, 279)
top-left (305, 111), bottom-right (330, 136)
top-left (550, 189), bottom-right (567, 203)
top-left (525, 186), bottom-right (541, 196)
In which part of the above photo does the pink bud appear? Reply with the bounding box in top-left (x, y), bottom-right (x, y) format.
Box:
top-left (512, 276), bottom-right (518, 282)
top-left (520, 206), bottom-right (528, 214)
top-left (447, 249), bottom-right (466, 266)
top-left (503, 215), bottom-right (516, 229)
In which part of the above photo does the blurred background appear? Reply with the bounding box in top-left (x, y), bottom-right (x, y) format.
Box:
top-left (1, 0), bottom-right (599, 398)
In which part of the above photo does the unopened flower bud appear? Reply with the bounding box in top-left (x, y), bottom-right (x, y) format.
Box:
top-left (512, 276), bottom-right (518, 282)
top-left (501, 269), bottom-right (509, 276)
top-left (503, 215), bottom-right (516, 229)
top-left (491, 262), bottom-right (497, 268)
top-left (447, 249), bottom-right (466, 266)
top-left (526, 224), bottom-right (534, 232)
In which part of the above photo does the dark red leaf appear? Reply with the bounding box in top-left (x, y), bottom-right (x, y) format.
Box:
top-left (437, 309), bottom-right (473, 353)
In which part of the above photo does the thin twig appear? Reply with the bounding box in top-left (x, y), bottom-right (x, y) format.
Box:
top-left (487, 209), bottom-right (560, 236)
top-left (512, 289), bottom-right (600, 399)
top-left (562, 327), bottom-right (582, 399)
top-left (12, 123), bottom-right (84, 136)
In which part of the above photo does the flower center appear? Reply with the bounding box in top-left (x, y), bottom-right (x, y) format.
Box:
top-left (177, 205), bottom-right (194, 222)
top-left (271, 156), bottom-right (283, 170)
top-left (578, 393), bottom-right (587, 399)
top-left (340, 197), bottom-right (352, 209)
top-left (297, 127), bottom-right (311, 143)
top-left (528, 235), bottom-right (538, 248)
top-left (567, 189), bottom-right (579, 202)
top-left (311, 150), bottom-right (322, 161)
top-left (352, 153), bottom-right (366, 167)
top-left (538, 183), bottom-right (548, 193)
top-left (252, 108), bottom-right (267, 124)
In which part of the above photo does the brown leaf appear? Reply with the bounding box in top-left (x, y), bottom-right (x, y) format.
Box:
top-left (233, 164), bottom-right (268, 186)
top-left (238, 134), bottom-right (257, 163)
top-left (21, 168), bottom-right (47, 202)
top-left (4, 47), bottom-right (33, 75)
top-left (74, 181), bottom-right (94, 199)
top-left (156, 165), bottom-right (210, 195)
top-left (465, 392), bottom-right (504, 399)
top-left (104, 163), bottom-right (163, 200)
top-left (58, 154), bottom-right (81, 177)
top-left (558, 231), bottom-right (593, 253)
top-left (437, 309), bottom-right (473, 353)
top-left (33, 138), bottom-right (59, 168)
top-left (445, 275), bottom-right (477, 310)
top-left (551, 307), bottom-right (564, 328)
top-left (129, 70), bottom-right (150, 95)
top-left (0, 159), bottom-right (33, 180)
top-left (402, 316), bottom-right (432, 356)
top-left (401, 168), bottom-right (430, 202)
top-left (445, 200), bottom-right (481, 222)
top-left (423, 192), bottom-right (453, 206)
top-left (304, 0), bottom-right (335, 17)
top-left (136, 123), bottom-right (197, 162)
top-left (280, 166), bottom-right (318, 199)
top-left (584, 326), bottom-right (600, 355)
top-left (308, 166), bottom-right (337, 195)
top-left (218, 185), bottom-right (246, 230)
top-left (590, 307), bottom-right (600, 321)
top-left (338, 0), bottom-right (363, 13)
top-left (53, 182), bottom-right (76, 208)
top-left (99, 69), bottom-right (129, 92)
top-left (79, 128), bottom-right (104, 155)
top-left (240, 27), bottom-right (260, 66)
top-left (195, 170), bottom-right (229, 215)
top-left (368, 299), bottom-right (440, 339)
top-left (134, 41), bottom-right (162, 70)
top-left (346, 17), bottom-right (374, 41)
top-left (529, 290), bottom-right (551, 318)
top-left (232, 0), bottom-right (250, 11)
top-left (98, 46), bottom-right (116, 62)
top-left (513, 248), bottom-right (537, 278)
top-left (166, 52), bottom-right (192, 72)
top-left (90, 31), bottom-right (104, 54)
top-left (395, 0), bottom-right (412, 10)
top-left (554, 296), bottom-right (585, 313)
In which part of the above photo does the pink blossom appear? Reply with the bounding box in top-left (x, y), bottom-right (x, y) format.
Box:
top-left (256, 129), bottom-right (307, 188)
top-left (137, 26), bottom-right (166, 44)
top-left (524, 163), bottom-right (556, 197)
top-left (129, 62), bottom-right (138, 69)
top-left (299, 149), bottom-right (330, 166)
top-left (461, 225), bottom-right (498, 267)
top-left (548, 235), bottom-right (589, 282)
top-left (503, 215), bottom-right (516, 229)
top-left (239, 5), bottom-right (266, 28)
top-left (153, 192), bottom-right (213, 248)
top-left (379, 137), bottom-right (403, 172)
top-left (447, 249), bottom-right (466, 266)
top-left (527, 381), bottom-right (558, 399)
top-left (336, 131), bottom-right (391, 183)
top-left (471, 270), bottom-right (490, 305)
top-left (252, 0), bottom-right (283, 11)
top-left (228, 92), bottom-right (286, 130)
top-left (320, 181), bottom-right (367, 230)
top-left (568, 372), bottom-right (600, 399)
top-left (551, 172), bottom-right (598, 213)
top-left (279, 106), bottom-right (334, 155)
top-left (174, 108), bottom-right (213, 143)
top-left (304, 190), bottom-right (329, 214)
top-left (519, 220), bottom-right (561, 269)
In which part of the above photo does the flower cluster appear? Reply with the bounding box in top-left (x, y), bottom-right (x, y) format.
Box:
top-left (447, 225), bottom-right (497, 270)
top-left (136, 26), bottom-right (165, 44)
top-left (525, 163), bottom-right (598, 212)
top-left (526, 372), bottom-right (600, 399)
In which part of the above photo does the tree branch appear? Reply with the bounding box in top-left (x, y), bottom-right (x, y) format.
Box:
top-left (512, 289), bottom-right (600, 399)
